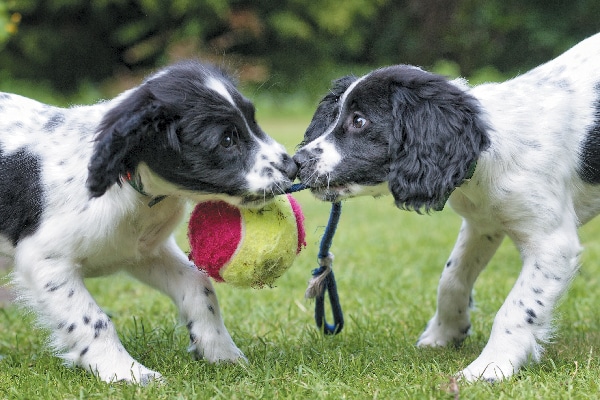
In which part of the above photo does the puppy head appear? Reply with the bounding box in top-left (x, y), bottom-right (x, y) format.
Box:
top-left (294, 65), bottom-right (490, 212)
top-left (87, 61), bottom-right (296, 207)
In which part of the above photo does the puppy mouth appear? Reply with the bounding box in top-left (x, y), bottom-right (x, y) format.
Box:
top-left (240, 193), bottom-right (277, 207)
top-left (308, 185), bottom-right (351, 202)
top-left (239, 183), bottom-right (293, 207)
top-left (305, 181), bottom-right (390, 202)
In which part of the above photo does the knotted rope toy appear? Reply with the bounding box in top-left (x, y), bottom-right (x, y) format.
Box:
top-left (187, 183), bottom-right (344, 334)
top-left (287, 183), bottom-right (344, 335)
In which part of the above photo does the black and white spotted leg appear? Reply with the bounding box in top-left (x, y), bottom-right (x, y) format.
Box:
top-left (127, 238), bottom-right (245, 364)
top-left (12, 248), bottom-right (161, 384)
top-left (459, 217), bottom-right (581, 382)
top-left (417, 220), bottom-right (505, 347)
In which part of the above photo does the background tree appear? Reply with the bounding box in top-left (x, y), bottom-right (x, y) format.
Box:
top-left (0, 0), bottom-right (598, 102)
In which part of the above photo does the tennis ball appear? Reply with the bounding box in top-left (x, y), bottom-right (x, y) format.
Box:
top-left (188, 195), bottom-right (306, 288)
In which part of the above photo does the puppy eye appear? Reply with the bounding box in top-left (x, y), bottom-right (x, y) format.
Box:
top-left (352, 114), bottom-right (368, 129)
top-left (220, 127), bottom-right (239, 148)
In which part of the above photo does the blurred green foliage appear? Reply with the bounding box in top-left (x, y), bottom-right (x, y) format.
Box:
top-left (0, 0), bottom-right (19, 48)
top-left (0, 0), bottom-right (598, 103)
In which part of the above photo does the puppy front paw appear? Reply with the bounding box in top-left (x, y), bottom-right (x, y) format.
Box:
top-left (90, 360), bottom-right (163, 385)
top-left (458, 360), bottom-right (515, 383)
top-left (417, 316), bottom-right (471, 348)
top-left (188, 329), bottom-right (246, 363)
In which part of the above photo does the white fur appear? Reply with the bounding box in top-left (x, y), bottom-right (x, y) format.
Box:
top-left (206, 76), bottom-right (235, 105)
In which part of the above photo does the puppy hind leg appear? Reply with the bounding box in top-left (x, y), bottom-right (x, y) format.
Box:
top-left (417, 220), bottom-right (504, 347)
top-left (12, 254), bottom-right (161, 384)
top-left (127, 238), bottom-right (245, 364)
top-left (459, 219), bottom-right (581, 382)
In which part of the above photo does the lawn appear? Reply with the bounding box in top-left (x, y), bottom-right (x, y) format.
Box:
top-left (1, 115), bottom-right (600, 399)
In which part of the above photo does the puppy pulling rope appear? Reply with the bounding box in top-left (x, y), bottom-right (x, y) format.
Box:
top-left (286, 183), bottom-right (344, 335)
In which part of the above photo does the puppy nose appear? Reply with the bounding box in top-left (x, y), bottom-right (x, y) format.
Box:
top-left (281, 153), bottom-right (298, 180)
top-left (293, 151), bottom-right (307, 168)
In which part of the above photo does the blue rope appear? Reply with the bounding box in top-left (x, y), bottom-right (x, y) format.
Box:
top-left (285, 184), bottom-right (344, 335)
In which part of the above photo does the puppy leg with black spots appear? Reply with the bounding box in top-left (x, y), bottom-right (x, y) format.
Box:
top-left (127, 238), bottom-right (244, 363)
top-left (13, 241), bottom-right (163, 383)
top-left (417, 221), bottom-right (505, 348)
top-left (457, 212), bottom-right (581, 381)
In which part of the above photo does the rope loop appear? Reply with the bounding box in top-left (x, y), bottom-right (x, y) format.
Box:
top-left (285, 185), bottom-right (344, 335)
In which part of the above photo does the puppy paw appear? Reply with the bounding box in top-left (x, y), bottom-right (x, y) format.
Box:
top-left (417, 316), bottom-right (471, 348)
top-left (188, 333), bottom-right (246, 363)
top-left (458, 357), bottom-right (517, 383)
top-left (94, 361), bottom-right (163, 385)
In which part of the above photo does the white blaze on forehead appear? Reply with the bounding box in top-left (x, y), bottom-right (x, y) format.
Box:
top-left (300, 74), bottom-right (367, 174)
top-left (206, 76), bottom-right (235, 105)
top-left (323, 74), bottom-right (367, 138)
top-left (338, 74), bottom-right (367, 113)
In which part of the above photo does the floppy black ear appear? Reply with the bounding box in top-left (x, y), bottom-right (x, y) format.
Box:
top-left (386, 67), bottom-right (490, 212)
top-left (86, 87), bottom-right (180, 198)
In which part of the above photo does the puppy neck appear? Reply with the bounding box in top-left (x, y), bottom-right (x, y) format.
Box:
top-left (434, 160), bottom-right (477, 211)
top-left (122, 170), bottom-right (167, 208)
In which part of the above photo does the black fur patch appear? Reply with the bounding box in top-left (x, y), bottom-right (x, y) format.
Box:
top-left (0, 148), bottom-right (44, 245)
top-left (295, 66), bottom-right (490, 212)
top-left (87, 61), bottom-right (293, 199)
top-left (578, 84), bottom-right (600, 184)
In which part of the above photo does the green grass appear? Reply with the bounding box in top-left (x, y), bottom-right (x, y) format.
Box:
top-left (2, 115), bottom-right (600, 399)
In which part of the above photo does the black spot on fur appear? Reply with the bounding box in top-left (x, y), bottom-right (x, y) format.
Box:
top-left (45, 281), bottom-right (66, 292)
top-left (0, 148), bottom-right (44, 245)
top-left (83, 316), bottom-right (90, 324)
top-left (460, 324), bottom-right (471, 335)
top-left (526, 308), bottom-right (537, 324)
top-left (203, 287), bottom-right (213, 296)
top-left (207, 304), bottom-right (215, 315)
top-left (93, 319), bottom-right (108, 338)
top-left (67, 323), bottom-right (76, 333)
top-left (80, 347), bottom-right (89, 356)
top-left (42, 113), bottom-right (66, 132)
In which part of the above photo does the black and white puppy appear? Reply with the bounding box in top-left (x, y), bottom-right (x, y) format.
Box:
top-left (294, 33), bottom-right (600, 381)
top-left (0, 61), bottom-right (297, 383)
